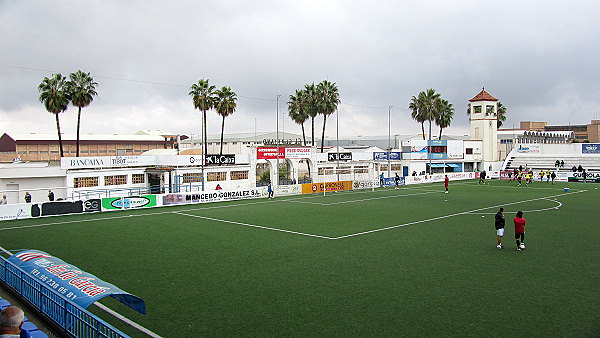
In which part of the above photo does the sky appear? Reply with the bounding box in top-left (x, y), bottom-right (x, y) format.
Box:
top-left (1, 0), bottom-right (600, 141)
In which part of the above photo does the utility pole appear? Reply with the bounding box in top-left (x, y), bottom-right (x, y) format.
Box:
top-left (276, 94), bottom-right (281, 185)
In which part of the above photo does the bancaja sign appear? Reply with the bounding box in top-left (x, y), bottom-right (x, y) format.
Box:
top-left (9, 250), bottom-right (146, 314)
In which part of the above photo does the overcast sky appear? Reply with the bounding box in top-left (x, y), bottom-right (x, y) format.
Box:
top-left (1, 0), bottom-right (600, 140)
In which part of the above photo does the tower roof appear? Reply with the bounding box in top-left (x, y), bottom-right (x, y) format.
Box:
top-left (469, 88), bottom-right (498, 102)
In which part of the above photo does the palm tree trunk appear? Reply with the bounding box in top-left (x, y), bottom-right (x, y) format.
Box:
top-left (202, 110), bottom-right (208, 156)
top-left (220, 115), bottom-right (225, 155)
top-left (301, 123), bottom-right (306, 146)
top-left (311, 117), bottom-right (315, 146)
top-left (54, 113), bottom-right (64, 157)
top-left (421, 122), bottom-right (425, 140)
top-left (320, 114), bottom-right (327, 153)
top-left (439, 127), bottom-right (443, 140)
top-left (76, 106), bottom-right (82, 157)
top-left (428, 120), bottom-right (432, 141)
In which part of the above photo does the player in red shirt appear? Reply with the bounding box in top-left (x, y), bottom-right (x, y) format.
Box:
top-left (513, 211), bottom-right (526, 251)
top-left (444, 175), bottom-right (449, 194)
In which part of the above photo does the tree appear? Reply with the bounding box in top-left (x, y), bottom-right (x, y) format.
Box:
top-left (214, 86), bottom-right (237, 155)
top-left (39, 73), bottom-right (70, 157)
top-left (316, 80), bottom-right (340, 153)
top-left (434, 99), bottom-right (454, 139)
top-left (418, 88), bottom-right (441, 142)
top-left (287, 89), bottom-right (309, 146)
top-left (189, 79), bottom-right (216, 156)
top-left (409, 95), bottom-right (426, 140)
top-left (67, 70), bottom-right (98, 157)
top-left (496, 101), bottom-right (507, 128)
top-left (303, 83), bottom-right (318, 146)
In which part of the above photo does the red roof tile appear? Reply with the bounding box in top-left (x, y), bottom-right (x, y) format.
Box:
top-left (469, 88), bottom-right (498, 102)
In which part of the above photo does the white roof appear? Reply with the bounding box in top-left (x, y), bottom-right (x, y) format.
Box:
top-left (8, 133), bottom-right (165, 142)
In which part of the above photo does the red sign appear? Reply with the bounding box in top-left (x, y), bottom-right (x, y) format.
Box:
top-left (257, 147), bottom-right (285, 159)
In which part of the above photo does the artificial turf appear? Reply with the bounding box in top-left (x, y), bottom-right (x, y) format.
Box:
top-left (1, 179), bottom-right (599, 337)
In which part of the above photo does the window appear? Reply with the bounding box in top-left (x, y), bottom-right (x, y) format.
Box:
top-left (132, 174), bottom-right (145, 184)
top-left (207, 172), bottom-right (226, 181)
top-left (473, 105), bottom-right (482, 114)
top-left (354, 166), bottom-right (369, 174)
top-left (74, 177), bottom-right (99, 188)
top-left (318, 167), bottom-right (333, 175)
top-left (379, 164), bottom-right (388, 171)
top-left (391, 164), bottom-right (402, 170)
top-left (182, 173), bottom-right (203, 183)
top-left (486, 105), bottom-right (494, 114)
top-left (105, 175), bottom-right (127, 186)
top-left (230, 171), bottom-right (249, 180)
top-left (466, 148), bottom-right (473, 155)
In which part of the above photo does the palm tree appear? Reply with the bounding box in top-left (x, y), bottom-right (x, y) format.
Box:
top-left (418, 88), bottom-right (441, 142)
top-left (316, 80), bottom-right (340, 152)
top-left (409, 95), bottom-right (426, 140)
top-left (303, 83), bottom-right (318, 146)
top-left (497, 101), bottom-right (507, 128)
top-left (288, 89), bottom-right (309, 146)
top-left (189, 79), bottom-right (216, 156)
top-left (434, 99), bottom-right (454, 139)
top-left (67, 70), bottom-right (98, 157)
top-left (214, 86), bottom-right (237, 155)
top-left (39, 73), bottom-right (70, 157)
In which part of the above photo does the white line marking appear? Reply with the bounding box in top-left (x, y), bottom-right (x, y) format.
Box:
top-left (174, 212), bottom-right (335, 240)
top-left (331, 190), bottom-right (585, 240)
top-left (287, 190), bottom-right (442, 206)
top-left (468, 198), bottom-right (563, 214)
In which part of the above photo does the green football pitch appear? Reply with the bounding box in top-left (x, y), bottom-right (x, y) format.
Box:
top-left (1, 179), bottom-right (599, 337)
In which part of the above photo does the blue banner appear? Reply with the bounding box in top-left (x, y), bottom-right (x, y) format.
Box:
top-left (582, 144), bottom-right (600, 154)
top-left (428, 140), bottom-right (447, 146)
top-left (9, 250), bottom-right (146, 314)
top-left (373, 152), bottom-right (401, 160)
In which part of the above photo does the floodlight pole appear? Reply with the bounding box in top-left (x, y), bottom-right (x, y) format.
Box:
top-left (336, 107), bottom-right (340, 182)
top-left (388, 105), bottom-right (392, 178)
top-left (276, 94), bottom-right (281, 186)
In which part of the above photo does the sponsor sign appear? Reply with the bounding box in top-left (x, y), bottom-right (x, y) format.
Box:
top-left (285, 147), bottom-right (312, 159)
top-left (0, 204), bottom-right (32, 221)
top-left (40, 201), bottom-right (84, 216)
top-left (405, 172), bottom-right (476, 185)
top-left (301, 181), bottom-right (353, 194)
top-left (274, 184), bottom-right (302, 196)
top-left (516, 144), bottom-right (541, 153)
top-left (373, 152), bottom-right (401, 161)
top-left (83, 199), bottom-right (102, 212)
top-left (162, 188), bottom-right (262, 205)
top-left (582, 144), bottom-right (600, 154)
top-left (61, 155), bottom-right (228, 169)
top-left (205, 154), bottom-right (235, 165)
top-left (263, 138), bottom-right (303, 146)
top-left (328, 152), bottom-right (352, 161)
top-left (447, 141), bottom-right (464, 159)
top-left (353, 180), bottom-right (377, 190)
top-left (9, 250), bottom-right (146, 314)
top-left (569, 172), bottom-right (600, 182)
top-left (257, 147), bottom-right (284, 159)
top-left (101, 195), bottom-right (157, 210)
top-left (428, 153), bottom-right (448, 159)
top-left (257, 147), bottom-right (311, 159)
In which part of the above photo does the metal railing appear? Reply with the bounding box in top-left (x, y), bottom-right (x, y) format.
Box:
top-left (0, 255), bottom-right (129, 338)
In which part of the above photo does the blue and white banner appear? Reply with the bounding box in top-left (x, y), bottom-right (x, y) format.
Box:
top-left (373, 152), bottom-right (401, 161)
top-left (582, 144), bottom-right (600, 154)
top-left (9, 250), bottom-right (146, 314)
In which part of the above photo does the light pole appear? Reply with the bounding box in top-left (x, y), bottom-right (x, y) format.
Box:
top-left (388, 105), bottom-right (392, 178)
top-left (336, 107), bottom-right (340, 182)
top-left (276, 94), bottom-right (281, 185)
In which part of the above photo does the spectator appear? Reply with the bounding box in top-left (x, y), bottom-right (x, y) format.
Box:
top-left (412, 171), bottom-right (417, 176)
top-left (572, 165), bottom-right (577, 172)
top-left (555, 160), bottom-right (560, 168)
top-left (48, 190), bottom-right (55, 201)
top-left (24, 192), bottom-right (31, 203)
top-left (0, 195), bottom-right (7, 205)
top-left (560, 160), bottom-right (564, 168)
top-left (518, 165), bottom-right (523, 171)
top-left (215, 184), bottom-right (222, 190)
top-left (578, 164), bottom-right (583, 172)
top-left (0, 306), bottom-right (25, 337)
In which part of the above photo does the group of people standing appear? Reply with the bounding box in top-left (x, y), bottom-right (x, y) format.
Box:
top-left (494, 208), bottom-right (527, 251)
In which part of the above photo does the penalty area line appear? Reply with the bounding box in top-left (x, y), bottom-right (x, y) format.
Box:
top-left (332, 189), bottom-right (586, 240)
top-left (174, 212), bottom-right (335, 240)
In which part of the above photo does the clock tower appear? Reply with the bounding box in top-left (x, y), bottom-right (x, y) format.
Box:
top-left (469, 88), bottom-right (498, 167)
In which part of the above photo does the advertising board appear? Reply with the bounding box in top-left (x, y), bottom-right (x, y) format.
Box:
top-left (301, 181), bottom-right (353, 194)
top-left (162, 188), bottom-right (262, 205)
top-left (101, 195), bottom-right (158, 210)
